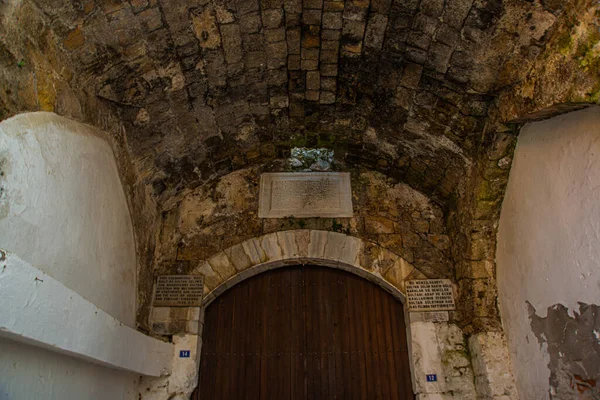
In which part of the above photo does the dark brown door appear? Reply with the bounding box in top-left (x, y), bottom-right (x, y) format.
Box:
top-left (193, 266), bottom-right (414, 399)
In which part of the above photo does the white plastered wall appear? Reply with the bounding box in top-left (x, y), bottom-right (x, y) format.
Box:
top-left (0, 112), bottom-right (136, 325)
top-left (0, 338), bottom-right (139, 400)
top-left (497, 106), bottom-right (600, 399)
top-left (0, 112), bottom-right (172, 400)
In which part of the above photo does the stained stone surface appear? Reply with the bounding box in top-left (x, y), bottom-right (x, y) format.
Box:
top-left (258, 172), bottom-right (353, 218)
top-left (1, 1), bottom-right (599, 398)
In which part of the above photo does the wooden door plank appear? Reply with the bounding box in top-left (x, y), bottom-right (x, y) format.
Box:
top-left (196, 265), bottom-right (414, 400)
top-left (373, 282), bottom-right (391, 399)
top-left (382, 293), bottom-right (400, 399)
top-left (338, 273), bottom-right (351, 400)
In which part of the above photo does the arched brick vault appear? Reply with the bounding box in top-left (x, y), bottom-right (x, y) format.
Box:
top-left (197, 230), bottom-right (427, 307)
top-left (2, 0), bottom-right (599, 205)
top-left (1, 0), bottom-right (599, 334)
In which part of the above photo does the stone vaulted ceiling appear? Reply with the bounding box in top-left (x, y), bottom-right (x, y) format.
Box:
top-left (0, 0), bottom-right (578, 207)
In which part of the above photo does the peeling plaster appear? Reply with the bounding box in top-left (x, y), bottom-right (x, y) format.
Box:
top-left (528, 302), bottom-right (600, 399)
top-left (497, 107), bottom-right (600, 399)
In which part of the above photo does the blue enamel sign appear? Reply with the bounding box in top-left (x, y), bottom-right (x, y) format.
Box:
top-left (426, 374), bottom-right (437, 382)
top-left (180, 350), bottom-right (191, 358)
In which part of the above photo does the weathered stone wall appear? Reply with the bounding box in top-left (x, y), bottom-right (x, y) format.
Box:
top-left (150, 165), bottom-right (520, 399)
top-left (497, 0), bottom-right (600, 123)
top-left (155, 166), bottom-right (451, 280)
top-left (438, 0), bottom-right (600, 339)
top-left (148, 228), bottom-right (482, 400)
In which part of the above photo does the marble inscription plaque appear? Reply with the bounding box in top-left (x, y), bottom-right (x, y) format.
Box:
top-left (153, 275), bottom-right (204, 307)
top-left (258, 172), bottom-right (353, 218)
top-left (406, 279), bottom-right (456, 312)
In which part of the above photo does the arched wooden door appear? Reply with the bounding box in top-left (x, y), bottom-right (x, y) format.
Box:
top-left (193, 266), bottom-right (414, 399)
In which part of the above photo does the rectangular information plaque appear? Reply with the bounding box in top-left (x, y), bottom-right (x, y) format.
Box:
top-left (153, 275), bottom-right (205, 307)
top-left (406, 279), bottom-right (456, 312)
top-left (258, 172), bottom-right (353, 218)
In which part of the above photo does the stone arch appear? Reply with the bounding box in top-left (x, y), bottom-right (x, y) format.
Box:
top-left (193, 230), bottom-right (427, 307)
top-left (145, 230), bottom-right (480, 400)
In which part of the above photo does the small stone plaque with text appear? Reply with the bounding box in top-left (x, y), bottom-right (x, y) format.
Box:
top-left (406, 279), bottom-right (456, 312)
top-left (153, 275), bottom-right (204, 307)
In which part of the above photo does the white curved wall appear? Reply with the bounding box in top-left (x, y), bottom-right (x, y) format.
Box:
top-left (497, 107), bottom-right (600, 399)
top-left (0, 112), bottom-right (136, 325)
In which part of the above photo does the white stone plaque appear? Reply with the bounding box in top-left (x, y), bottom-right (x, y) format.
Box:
top-left (406, 279), bottom-right (456, 312)
top-left (409, 311), bottom-right (450, 323)
top-left (153, 275), bottom-right (205, 307)
top-left (258, 172), bottom-right (353, 218)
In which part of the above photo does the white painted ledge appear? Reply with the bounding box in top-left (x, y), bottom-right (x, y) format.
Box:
top-left (0, 250), bottom-right (172, 377)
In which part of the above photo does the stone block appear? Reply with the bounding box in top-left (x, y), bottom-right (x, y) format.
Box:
top-left (383, 258), bottom-right (414, 292)
top-left (138, 7), bottom-right (163, 32)
top-left (306, 70), bottom-right (320, 90)
top-left (286, 28), bottom-right (302, 53)
top-left (269, 94), bottom-right (289, 108)
top-left (284, 0), bottom-right (302, 13)
top-left (365, 215), bottom-right (395, 234)
top-left (468, 332), bottom-right (518, 399)
top-left (192, 8), bottom-right (221, 49)
top-left (262, 9), bottom-right (284, 28)
top-left (267, 41), bottom-right (288, 62)
top-left (306, 90), bottom-right (320, 101)
top-left (320, 91), bottom-right (336, 104)
top-left (364, 14), bottom-right (388, 49)
top-left (241, 238), bottom-right (268, 265)
top-left (224, 243), bottom-right (253, 272)
top-left (300, 58), bottom-right (317, 69)
top-left (302, 47), bottom-right (320, 60)
top-left (208, 252), bottom-right (236, 280)
top-left (322, 29), bottom-right (341, 40)
top-left (426, 42), bottom-right (453, 73)
top-left (192, 261), bottom-right (221, 291)
top-left (288, 54), bottom-right (301, 70)
top-left (265, 27), bottom-right (286, 43)
top-left (220, 24), bottom-right (243, 64)
top-left (419, 0), bottom-right (444, 17)
top-left (407, 31), bottom-right (432, 50)
top-left (444, 0), bottom-right (474, 29)
top-left (414, 14), bottom-right (439, 35)
top-left (259, 233), bottom-right (284, 262)
top-left (320, 49), bottom-right (338, 63)
top-left (324, 1), bottom-right (344, 11)
top-left (321, 39), bottom-right (340, 51)
top-left (319, 232), bottom-right (344, 263)
top-left (321, 77), bottom-right (337, 91)
top-left (240, 13), bottom-right (262, 33)
top-left (276, 231), bottom-right (301, 258)
top-left (150, 307), bottom-right (171, 321)
top-left (303, 9), bottom-right (323, 25)
top-left (323, 12), bottom-right (343, 29)
top-left (343, 1), bottom-right (368, 21)
top-left (401, 62), bottom-right (423, 89)
top-left (337, 235), bottom-right (363, 267)
top-left (342, 20), bottom-right (366, 41)
top-left (342, 41), bottom-right (362, 55)
top-left (308, 230), bottom-right (329, 259)
top-left (245, 51), bottom-right (267, 68)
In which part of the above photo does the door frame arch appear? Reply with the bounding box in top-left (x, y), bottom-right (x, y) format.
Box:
top-left (143, 230), bottom-right (478, 400)
top-left (197, 230), bottom-right (426, 308)
top-left (193, 230), bottom-right (427, 398)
